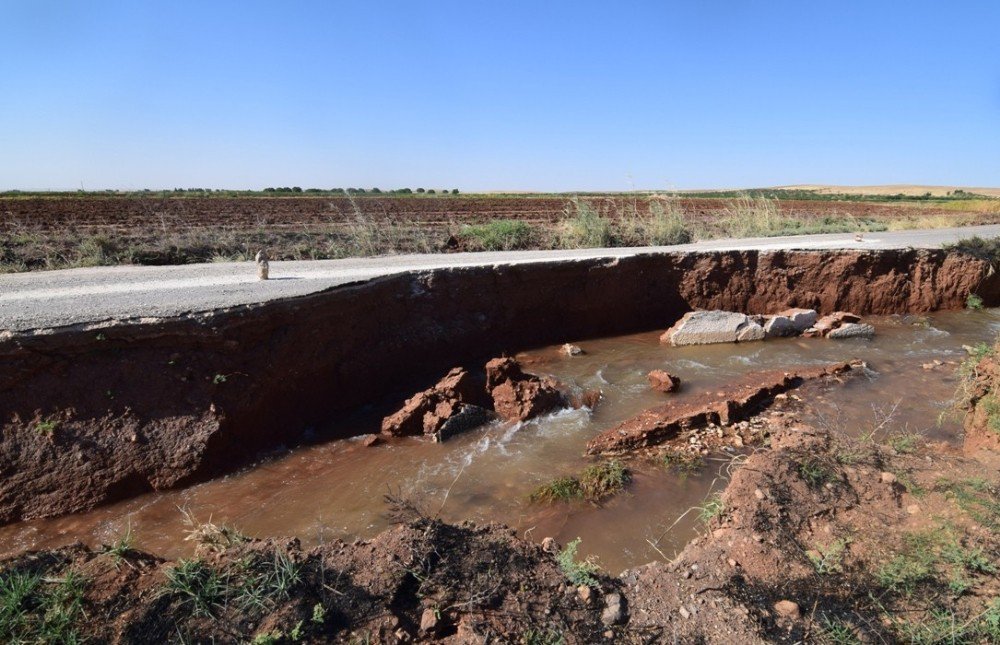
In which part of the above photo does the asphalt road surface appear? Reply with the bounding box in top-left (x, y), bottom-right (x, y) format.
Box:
top-left (3, 225), bottom-right (998, 333)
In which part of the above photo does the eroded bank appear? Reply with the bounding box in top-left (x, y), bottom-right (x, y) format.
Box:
top-left (1, 248), bottom-right (997, 523)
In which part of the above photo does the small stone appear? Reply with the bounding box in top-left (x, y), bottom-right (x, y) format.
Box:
top-left (679, 606), bottom-right (691, 619)
top-left (603, 630), bottom-right (614, 639)
top-left (419, 608), bottom-right (438, 633)
top-left (361, 434), bottom-right (382, 447)
top-left (773, 600), bottom-right (800, 620)
top-left (541, 537), bottom-right (559, 553)
top-left (727, 558), bottom-right (738, 568)
top-left (601, 593), bottom-right (624, 625)
top-left (754, 488), bottom-right (765, 500)
top-left (647, 369), bottom-right (681, 393)
top-left (560, 343), bottom-right (584, 356)
top-left (907, 504), bottom-right (921, 515)
top-left (880, 472), bottom-right (897, 484)
top-left (577, 585), bottom-right (593, 603)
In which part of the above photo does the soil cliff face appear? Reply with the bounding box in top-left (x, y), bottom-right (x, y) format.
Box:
top-left (1, 249), bottom-right (997, 523)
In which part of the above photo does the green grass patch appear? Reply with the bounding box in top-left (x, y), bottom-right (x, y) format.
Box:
top-left (808, 538), bottom-right (850, 575)
top-left (163, 558), bottom-right (228, 617)
top-left (967, 293), bottom-right (985, 310)
top-left (697, 492), bottom-right (724, 525)
top-left (460, 220), bottom-right (535, 251)
top-left (935, 478), bottom-right (1000, 530)
top-left (663, 451), bottom-right (706, 474)
top-left (0, 569), bottom-right (88, 643)
top-left (797, 457), bottom-right (835, 488)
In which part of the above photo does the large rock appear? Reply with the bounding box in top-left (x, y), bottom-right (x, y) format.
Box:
top-left (485, 357), bottom-right (566, 422)
top-left (764, 308), bottom-right (817, 337)
top-left (381, 367), bottom-right (493, 439)
top-left (661, 311), bottom-right (766, 346)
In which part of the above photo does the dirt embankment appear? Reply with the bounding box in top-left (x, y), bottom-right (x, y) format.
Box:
top-left (2, 249), bottom-right (998, 524)
top-left (3, 420), bottom-right (997, 643)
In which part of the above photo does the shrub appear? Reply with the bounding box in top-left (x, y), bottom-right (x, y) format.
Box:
top-left (461, 220), bottom-right (535, 251)
top-left (718, 193), bottom-right (784, 237)
top-left (556, 538), bottom-right (600, 587)
top-left (559, 198), bottom-right (613, 248)
top-left (967, 293), bottom-right (985, 310)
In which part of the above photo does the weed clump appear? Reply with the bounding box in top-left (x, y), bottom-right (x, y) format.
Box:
top-left (555, 538), bottom-right (600, 587)
top-left (559, 199), bottom-right (613, 248)
top-left (460, 220), bottom-right (535, 251)
top-left (529, 461), bottom-right (631, 504)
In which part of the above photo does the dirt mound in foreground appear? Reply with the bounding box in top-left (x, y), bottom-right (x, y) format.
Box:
top-left (4, 419), bottom-right (998, 643)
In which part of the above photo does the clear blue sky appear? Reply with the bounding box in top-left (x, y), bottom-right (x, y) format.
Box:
top-left (2, 1), bottom-right (998, 192)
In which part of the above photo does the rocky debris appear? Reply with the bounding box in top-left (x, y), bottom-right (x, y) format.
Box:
top-left (560, 343), bottom-right (584, 356)
top-left (827, 322), bottom-right (876, 339)
top-left (763, 308), bottom-right (818, 337)
top-left (383, 358), bottom-right (590, 441)
top-left (485, 357), bottom-right (567, 422)
top-left (601, 592), bottom-right (625, 625)
top-left (586, 361), bottom-right (862, 454)
top-left (360, 434), bottom-right (383, 447)
top-left (803, 310), bottom-right (873, 339)
top-left (660, 311), bottom-right (766, 346)
top-left (647, 370), bottom-right (681, 393)
top-left (381, 367), bottom-right (493, 440)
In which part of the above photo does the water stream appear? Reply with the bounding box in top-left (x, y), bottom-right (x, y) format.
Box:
top-left (2, 309), bottom-right (998, 573)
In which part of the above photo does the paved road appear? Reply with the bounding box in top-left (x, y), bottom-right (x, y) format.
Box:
top-left (2, 225), bottom-right (999, 333)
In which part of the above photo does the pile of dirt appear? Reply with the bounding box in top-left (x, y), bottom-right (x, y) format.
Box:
top-left (0, 510), bottom-right (617, 643)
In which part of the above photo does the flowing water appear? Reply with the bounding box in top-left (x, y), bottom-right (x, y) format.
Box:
top-left (3, 309), bottom-right (999, 572)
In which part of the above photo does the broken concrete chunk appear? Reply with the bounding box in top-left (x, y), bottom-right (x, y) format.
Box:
top-left (661, 311), bottom-right (765, 346)
top-left (560, 343), bottom-right (584, 356)
top-left (736, 320), bottom-right (765, 342)
top-left (827, 322), bottom-right (875, 339)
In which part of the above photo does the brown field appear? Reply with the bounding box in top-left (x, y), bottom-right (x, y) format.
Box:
top-left (2, 193), bottom-right (998, 271)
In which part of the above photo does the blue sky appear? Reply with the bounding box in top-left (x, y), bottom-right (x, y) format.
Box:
top-left (2, 1), bottom-right (998, 192)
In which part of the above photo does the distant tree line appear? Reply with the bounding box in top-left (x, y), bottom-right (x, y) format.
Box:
top-left (261, 187), bottom-right (460, 195)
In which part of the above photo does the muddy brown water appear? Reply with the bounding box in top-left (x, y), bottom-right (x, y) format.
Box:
top-left (3, 309), bottom-right (998, 573)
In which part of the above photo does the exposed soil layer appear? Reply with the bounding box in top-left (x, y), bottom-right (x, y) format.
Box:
top-left (2, 249), bottom-right (998, 524)
top-left (4, 421), bottom-right (998, 643)
top-left (962, 351), bottom-right (1000, 457)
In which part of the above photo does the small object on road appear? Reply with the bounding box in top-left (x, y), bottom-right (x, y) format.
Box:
top-left (255, 249), bottom-right (270, 280)
top-left (855, 233), bottom-right (864, 242)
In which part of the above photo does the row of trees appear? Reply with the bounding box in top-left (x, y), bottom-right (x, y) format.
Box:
top-left (262, 187), bottom-right (460, 195)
